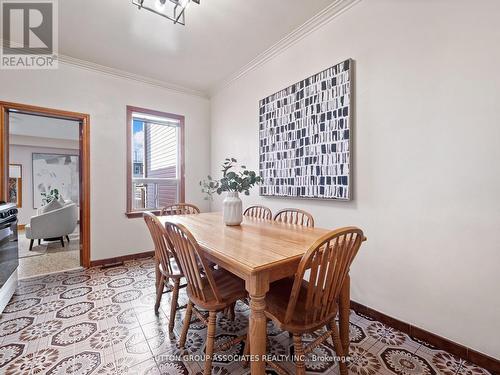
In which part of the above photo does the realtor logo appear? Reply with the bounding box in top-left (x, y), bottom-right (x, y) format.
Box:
top-left (1, 0), bottom-right (58, 69)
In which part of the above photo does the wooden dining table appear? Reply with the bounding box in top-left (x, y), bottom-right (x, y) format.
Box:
top-left (159, 212), bottom-right (353, 375)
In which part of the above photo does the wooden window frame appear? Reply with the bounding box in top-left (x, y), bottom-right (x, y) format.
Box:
top-left (125, 105), bottom-right (185, 218)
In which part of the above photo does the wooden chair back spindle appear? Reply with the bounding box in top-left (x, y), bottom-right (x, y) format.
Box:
top-left (284, 227), bottom-right (363, 326)
top-left (273, 208), bottom-right (315, 227)
top-left (161, 203), bottom-right (200, 216)
top-left (143, 212), bottom-right (174, 276)
top-left (165, 222), bottom-right (222, 304)
top-left (243, 205), bottom-right (272, 220)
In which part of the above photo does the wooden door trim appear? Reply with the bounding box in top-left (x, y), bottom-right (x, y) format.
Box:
top-left (0, 101), bottom-right (91, 268)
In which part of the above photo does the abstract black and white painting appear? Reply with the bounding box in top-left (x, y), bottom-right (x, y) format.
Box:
top-left (259, 59), bottom-right (352, 200)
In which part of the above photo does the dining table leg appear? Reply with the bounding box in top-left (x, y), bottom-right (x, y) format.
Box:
top-left (246, 273), bottom-right (270, 375)
top-left (339, 274), bottom-right (350, 354)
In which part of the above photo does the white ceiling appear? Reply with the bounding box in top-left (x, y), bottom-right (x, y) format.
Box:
top-left (9, 113), bottom-right (80, 141)
top-left (58, 0), bottom-right (336, 94)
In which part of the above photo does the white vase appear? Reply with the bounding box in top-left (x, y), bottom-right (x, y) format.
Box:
top-left (223, 192), bottom-right (243, 226)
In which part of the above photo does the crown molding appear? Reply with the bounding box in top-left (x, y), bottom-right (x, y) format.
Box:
top-left (1, 39), bottom-right (208, 99)
top-left (2, 0), bottom-right (361, 100)
top-left (209, 0), bottom-right (362, 96)
top-left (58, 55), bottom-right (209, 98)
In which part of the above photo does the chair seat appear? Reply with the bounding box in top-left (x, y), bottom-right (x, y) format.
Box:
top-left (191, 268), bottom-right (246, 310)
top-left (265, 277), bottom-right (338, 333)
top-left (158, 257), bottom-right (182, 278)
top-left (158, 256), bottom-right (215, 279)
top-left (26, 203), bottom-right (78, 240)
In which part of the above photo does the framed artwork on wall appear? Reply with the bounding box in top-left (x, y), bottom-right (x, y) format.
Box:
top-left (32, 153), bottom-right (80, 208)
top-left (259, 59), bottom-right (352, 200)
top-left (8, 164), bottom-right (22, 208)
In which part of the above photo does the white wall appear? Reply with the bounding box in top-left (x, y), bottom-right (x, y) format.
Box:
top-left (0, 63), bottom-right (211, 261)
top-left (210, 0), bottom-right (500, 359)
top-left (10, 143), bottom-right (79, 225)
top-left (10, 134), bottom-right (80, 150)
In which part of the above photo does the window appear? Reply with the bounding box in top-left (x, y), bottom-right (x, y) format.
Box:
top-left (126, 106), bottom-right (184, 217)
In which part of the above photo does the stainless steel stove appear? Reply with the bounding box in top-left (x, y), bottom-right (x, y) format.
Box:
top-left (0, 202), bottom-right (18, 314)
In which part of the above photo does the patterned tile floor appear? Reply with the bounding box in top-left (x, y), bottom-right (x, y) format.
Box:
top-left (0, 258), bottom-right (492, 375)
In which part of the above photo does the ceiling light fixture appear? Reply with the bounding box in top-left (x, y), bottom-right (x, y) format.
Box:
top-left (132, 0), bottom-right (200, 25)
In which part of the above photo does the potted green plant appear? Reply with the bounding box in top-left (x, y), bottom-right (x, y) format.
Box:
top-left (40, 188), bottom-right (60, 205)
top-left (200, 158), bottom-right (262, 225)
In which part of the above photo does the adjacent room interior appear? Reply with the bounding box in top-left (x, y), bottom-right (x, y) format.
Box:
top-left (0, 1), bottom-right (498, 375)
top-left (9, 112), bottom-right (81, 278)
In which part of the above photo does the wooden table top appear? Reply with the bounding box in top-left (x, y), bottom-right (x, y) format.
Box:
top-left (158, 212), bottom-right (330, 276)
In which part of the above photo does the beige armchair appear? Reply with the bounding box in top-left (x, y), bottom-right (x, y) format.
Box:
top-left (25, 203), bottom-right (78, 250)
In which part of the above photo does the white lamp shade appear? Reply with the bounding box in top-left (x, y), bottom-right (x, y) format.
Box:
top-left (9, 165), bottom-right (21, 178)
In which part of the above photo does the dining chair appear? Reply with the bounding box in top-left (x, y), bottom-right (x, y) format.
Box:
top-left (243, 205), bottom-right (272, 220)
top-left (143, 212), bottom-right (186, 332)
top-left (161, 203), bottom-right (200, 216)
top-left (262, 227), bottom-right (365, 375)
top-left (165, 221), bottom-right (248, 375)
top-left (273, 208), bottom-right (315, 227)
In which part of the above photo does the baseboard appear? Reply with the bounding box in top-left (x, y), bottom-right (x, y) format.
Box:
top-left (89, 251), bottom-right (154, 267)
top-left (350, 301), bottom-right (500, 374)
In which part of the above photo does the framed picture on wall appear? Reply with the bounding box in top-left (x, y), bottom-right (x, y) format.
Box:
top-left (8, 164), bottom-right (22, 208)
top-left (32, 153), bottom-right (80, 208)
top-left (259, 59), bottom-right (352, 200)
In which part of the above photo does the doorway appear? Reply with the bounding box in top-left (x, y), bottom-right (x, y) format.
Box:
top-left (0, 102), bottom-right (90, 277)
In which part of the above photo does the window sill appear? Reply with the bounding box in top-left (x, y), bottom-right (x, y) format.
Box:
top-left (125, 210), bottom-right (161, 219)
